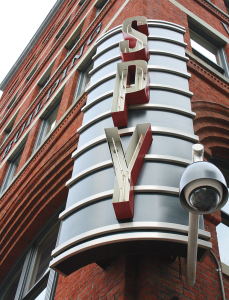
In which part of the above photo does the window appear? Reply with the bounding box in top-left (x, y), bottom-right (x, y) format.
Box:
top-left (189, 22), bottom-right (229, 77)
top-left (2, 267), bottom-right (23, 300)
top-left (0, 145), bottom-right (24, 194)
top-left (56, 17), bottom-right (70, 39)
top-left (0, 210), bottom-right (61, 300)
top-left (38, 75), bottom-right (50, 91)
top-left (33, 99), bottom-right (61, 152)
top-left (2, 112), bottom-right (19, 145)
top-left (65, 34), bottom-right (80, 56)
top-left (26, 62), bottom-right (39, 82)
top-left (95, 0), bottom-right (108, 16)
top-left (65, 23), bottom-right (83, 57)
top-left (29, 227), bottom-right (59, 289)
top-left (224, 0), bottom-right (229, 14)
top-left (73, 60), bottom-right (93, 101)
top-left (3, 126), bottom-right (13, 144)
top-left (38, 60), bottom-right (55, 92)
top-left (7, 92), bottom-right (18, 110)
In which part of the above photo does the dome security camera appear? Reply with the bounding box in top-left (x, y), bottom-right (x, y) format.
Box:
top-left (179, 161), bottom-right (228, 215)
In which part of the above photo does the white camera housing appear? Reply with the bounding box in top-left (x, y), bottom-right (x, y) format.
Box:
top-left (179, 161), bottom-right (228, 214)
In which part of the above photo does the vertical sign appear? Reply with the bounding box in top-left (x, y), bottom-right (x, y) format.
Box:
top-left (105, 16), bottom-right (152, 219)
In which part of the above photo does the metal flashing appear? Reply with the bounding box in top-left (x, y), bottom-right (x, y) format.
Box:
top-left (50, 231), bottom-right (212, 276)
top-left (52, 221), bottom-right (211, 257)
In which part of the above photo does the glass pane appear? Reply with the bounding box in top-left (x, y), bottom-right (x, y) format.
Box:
top-left (216, 223), bottom-right (229, 265)
top-left (67, 34), bottom-right (80, 55)
top-left (30, 225), bottom-right (59, 288)
top-left (46, 105), bottom-right (59, 135)
top-left (4, 268), bottom-right (22, 300)
top-left (0, 147), bottom-right (24, 193)
top-left (32, 287), bottom-right (47, 300)
top-left (3, 131), bottom-right (10, 143)
top-left (191, 39), bottom-right (217, 64)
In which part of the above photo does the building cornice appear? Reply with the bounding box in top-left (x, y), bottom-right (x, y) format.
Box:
top-left (0, 0), bottom-right (66, 92)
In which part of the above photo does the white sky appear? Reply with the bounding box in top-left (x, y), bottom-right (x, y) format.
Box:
top-left (0, 0), bottom-right (58, 97)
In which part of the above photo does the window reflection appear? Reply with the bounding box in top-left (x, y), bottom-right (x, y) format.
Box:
top-left (30, 225), bottom-right (59, 288)
top-left (4, 268), bottom-right (22, 300)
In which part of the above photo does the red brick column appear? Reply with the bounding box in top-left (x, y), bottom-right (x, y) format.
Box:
top-left (0, 161), bottom-right (10, 190)
top-left (50, 47), bottom-right (68, 77)
top-left (56, 70), bottom-right (80, 122)
top-left (81, 6), bottom-right (97, 35)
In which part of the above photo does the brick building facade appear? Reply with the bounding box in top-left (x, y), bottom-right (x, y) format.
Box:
top-left (0, 0), bottom-right (229, 300)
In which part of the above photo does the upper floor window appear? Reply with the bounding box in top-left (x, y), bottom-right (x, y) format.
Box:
top-left (224, 0), bottom-right (229, 14)
top-left (38, 60), bottom-right (55, 92)
top-left (2, 267), bottom-right (23, 300)
top-left (26, 62), bottom-right (39, 82)
top-left (2, 125), bottom-right (13, 144)
top-left (56, 17), bottom-right (70, 39)
top-left (73, 60), bottom-right (93, 102)
top-left (189, 22), bottom-right (229, 77)
top-left (66, 34), bottom-right (80, 56)
top-left (0, 144), bottom-right (25, 194)
top-left (95, 0), bottom-right (108, 16)
top-left (33, 98), bottom-right (61, 153)
top-left (7, 92), bottom-right (18, 110)
top-left (2, 112), bottom-right (19, 146)
top-left (0, 213), bottom-right (61, 300)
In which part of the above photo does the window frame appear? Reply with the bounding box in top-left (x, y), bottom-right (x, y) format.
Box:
top-left (32, 97), bottom-right (61, 153)
top-left (0, 144), bottom-right (25, 194)
top-left (0, 205), bottom-right (63, 300)
top-left (66, 33), bottom-right (81, 56)
top-left (73, 59), bottom-right (93, 102)
top-left (224, 0), bottom-right (229, 14)
top-left (189, 22), bottom-right (229, 78)
top-left (55, 17), bottom-right (70, 40)
top-left (7, 92), bottom-right (18, 110)
top-left (26, 62), bottom-right (40, 82)
top-left (38, 60), bottom-right (56, 92)
top-left (95, 0), bottom-right (108, 16)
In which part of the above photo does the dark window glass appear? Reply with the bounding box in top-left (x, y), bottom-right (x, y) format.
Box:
top-left (73, 60), bottom-right (93, 101)
top-left (66, 34), bottom-right (80, 56)
top-left (33, 99), bottom-right (61, 153)
top-left (3, 269), bottom-right (22, 300)
top-left (30, 225), bottom-right (59, 288)
top-left (96, 0), bottom-right (108, 16)
top-left (0, 146), bottom-right (25, 194)
top-left (56, 18), bottom-right (70, 39)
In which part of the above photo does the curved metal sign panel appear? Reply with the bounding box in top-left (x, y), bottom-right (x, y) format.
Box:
top-left (50, 17), bottom-right (211, 276)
